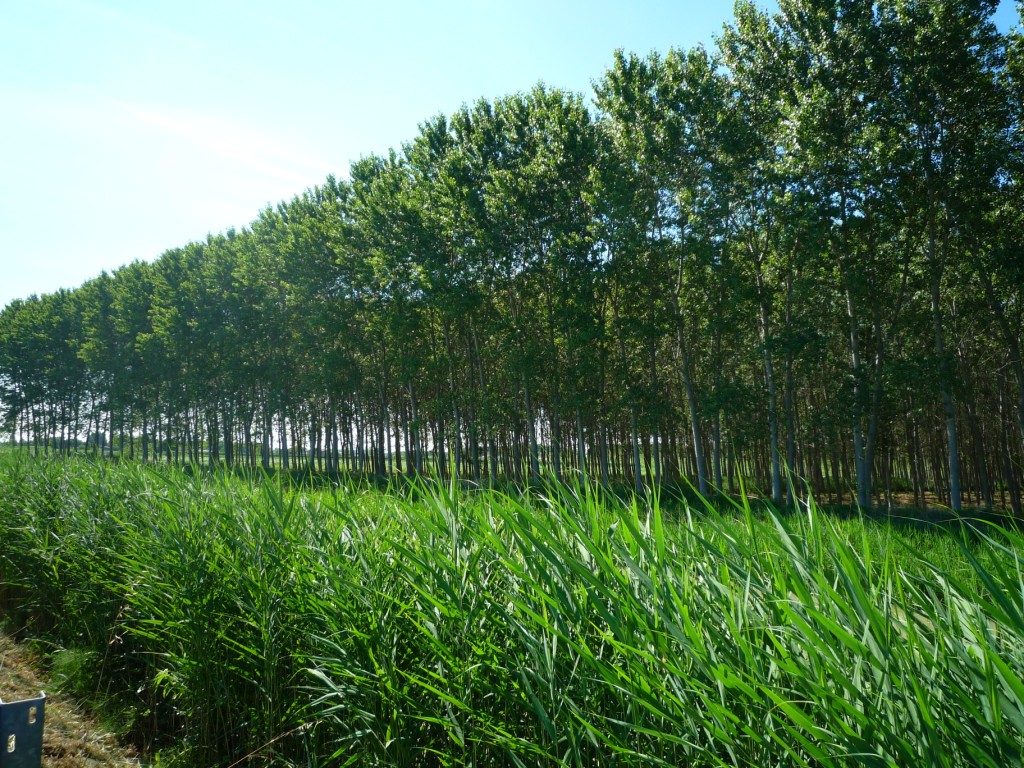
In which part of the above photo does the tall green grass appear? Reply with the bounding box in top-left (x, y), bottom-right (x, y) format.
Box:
top-left (0, 454), bottom-right (1021, 766)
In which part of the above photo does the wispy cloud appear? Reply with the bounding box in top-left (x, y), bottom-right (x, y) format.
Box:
top-left (111, 100), bottom-right (334, 188)
top-left (61, 0), bottom-right (204, 50)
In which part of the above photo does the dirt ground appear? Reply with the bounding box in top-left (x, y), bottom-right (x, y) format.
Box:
top-left (0, 632), bottom-right (139, 768)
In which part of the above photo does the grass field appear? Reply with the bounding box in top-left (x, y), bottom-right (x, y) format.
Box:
top-left (0, 454), bottom-right (1022, 767)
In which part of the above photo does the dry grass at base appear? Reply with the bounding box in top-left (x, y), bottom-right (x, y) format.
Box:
top-left (0, 633), bottom-right (139, 768)
top-left (829, 489), bottom-right (1024, 514)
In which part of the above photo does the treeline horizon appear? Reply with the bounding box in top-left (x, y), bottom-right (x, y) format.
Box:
top-left (1, 0), bottom-right (1022, 513)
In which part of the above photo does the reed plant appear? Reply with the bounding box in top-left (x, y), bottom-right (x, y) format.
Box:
top-left (0, 453), bottom-right (1021, 767)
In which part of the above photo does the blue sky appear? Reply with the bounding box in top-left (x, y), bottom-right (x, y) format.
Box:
top-left (0, 0), bottom-right (1019, 310)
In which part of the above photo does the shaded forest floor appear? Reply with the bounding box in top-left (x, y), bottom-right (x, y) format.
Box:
top-left (0, 632), bottom-right (139, 768)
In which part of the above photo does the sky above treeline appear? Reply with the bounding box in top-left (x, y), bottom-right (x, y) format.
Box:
top-left (0, 0), bottom-right (1020, 311)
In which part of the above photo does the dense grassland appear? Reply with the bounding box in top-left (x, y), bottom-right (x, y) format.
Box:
top-left (0, 455), bottom-right (1022, 767)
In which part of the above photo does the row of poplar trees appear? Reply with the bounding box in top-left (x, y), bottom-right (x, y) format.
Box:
top-left (1, 0), bottom-right (1023, 513)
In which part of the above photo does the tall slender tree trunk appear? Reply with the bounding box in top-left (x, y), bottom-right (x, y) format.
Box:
top-left (676, 322), bottom-right (707, 496)
top-left (471, 326), bottom-right (498, 487)
top-left (551, 411), bottom-right (562, 483)
top-left (783, 265), bottom-right (797, 502)
top-left (279, 412), bottom-right (290, 470)
top-left (965, 392), bottom-right (993, 511)
top-left (524, 381), bottom-right (539, 484)
top-left (784, 356), bottom-right (796, 502)
top-left (576, 407), bottom-right (586, 481)
top-left (652, 427), bottom-right (662, 486)
top-left (223, 403), bottom-right (234, 468)
top-left (979, 266), bottom-right (1024, 447)
top-left (410, 386), bottom-right (423, 475)
top-left (261, 403), bottom-right (272, 470)
top-left (758, 298), bottom-right (782, 505)
top-left (600, 424), bottom-right (610, 487)
top-left (712, 410), bottom-right (723, 490)
top-left (930, 259), bottom-right (961, 512)
top-left (630, 405), bottom-right (642, 494)
top-left (752, 261), bottom-right (782, 504)
top-left (1000, 388), bottom-right (1023, 517)
top-left (844, 281), bottom-right (872, 509)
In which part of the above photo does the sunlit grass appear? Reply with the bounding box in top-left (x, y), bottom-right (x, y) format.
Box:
top-left (0, 454), bottom-right (1021, 767)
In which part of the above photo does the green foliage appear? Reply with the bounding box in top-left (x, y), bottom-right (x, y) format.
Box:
top-left (0, 454), bottom-right (1022, 767)
top-left (0, 0), bottom-right (1021, 511)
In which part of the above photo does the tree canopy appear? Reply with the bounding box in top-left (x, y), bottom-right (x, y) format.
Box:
top-left (1, 0), bottom-right (1021, 513)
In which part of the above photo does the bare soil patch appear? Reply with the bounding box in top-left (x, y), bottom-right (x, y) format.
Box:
top-left (0, 632), bottom-right (139, 768)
